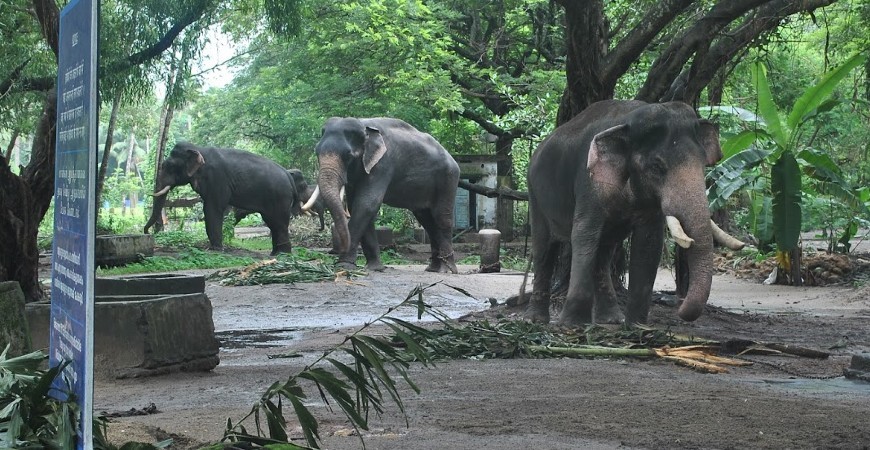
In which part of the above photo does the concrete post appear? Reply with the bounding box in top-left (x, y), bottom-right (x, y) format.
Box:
top-left (479, 229), bottom-right (501, 273)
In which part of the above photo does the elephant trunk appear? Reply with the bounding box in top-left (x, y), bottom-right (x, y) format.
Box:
top-left (662, 167), bottom-right (715, 322)
top-left (143, 186), bottom-right (169, 234)
top-left (317, 153), bottom-right (350, 254)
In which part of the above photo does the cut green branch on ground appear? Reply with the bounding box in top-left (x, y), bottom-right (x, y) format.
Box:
top-left (210, 249), bottom-right (366, 286)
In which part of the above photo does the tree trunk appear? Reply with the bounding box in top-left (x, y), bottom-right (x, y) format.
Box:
top-left (555, 0), bottom-right (609, 125)
top-left (495, 135), bottom-right (515, 241)
top-left (4, 130), bottom-right (19, 162)
top-left (149, 70), bottom-right (178, 232)
top-left (0, 91), bottom-right (57, 302)
top-left (96, 92), bottom-right (122, 218)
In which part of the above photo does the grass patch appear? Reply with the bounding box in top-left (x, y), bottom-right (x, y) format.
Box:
top-left (458, 249), bottom-right (530, 271)
top-left (98, 249), bottom-right (256, 275)
top-left (230, 236), bottom-right (274, 252)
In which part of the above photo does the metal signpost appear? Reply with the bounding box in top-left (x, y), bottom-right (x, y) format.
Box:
top-left (50, 0), bottom-right (97, 447)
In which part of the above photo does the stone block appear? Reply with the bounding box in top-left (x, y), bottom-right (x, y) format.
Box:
top-left (95, 233), bottom-right (155, 267)
top-left (844, 353), bottom-right (870, 382)
top-left (95, 273), bottom-right (205, 296)
top-left (27, 293), bottom-right (219, 378)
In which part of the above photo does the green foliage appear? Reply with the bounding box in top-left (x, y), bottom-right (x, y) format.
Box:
top-left (403, 319), bottom-right (709, 360)
top-left (211, 249), bottom-right (361, 286)
top-left (97, 249), bottom-right (255, 275)
top-left (153, 230), bottom-right (206, 250)
top-left (0, 347), bottom-right (77, 449)
top-left (458, 248), bottom-right (529, 271)
top-left (771, 152), bottom-right (802, 252)
top-left (375, 206), bottom-right (417, 235)
top-left (707, 52), bottom-right (869, 256)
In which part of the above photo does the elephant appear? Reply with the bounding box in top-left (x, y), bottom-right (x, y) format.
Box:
top-left (232, 169), bottom-right (325, 231)
top-left (144, 142), bottom-right (300, 255)
top-left (525, 100), bottom-right (735, 326)
top-left (304, 117), bottom-right (460, 273)
top-left (287, 169), bottom-right (326, 231)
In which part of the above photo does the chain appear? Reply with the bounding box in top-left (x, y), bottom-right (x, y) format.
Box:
top-left (734, 355), bottom-right (844, 380)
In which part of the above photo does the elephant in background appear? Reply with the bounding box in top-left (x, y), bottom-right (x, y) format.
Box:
top-left (144, 142), bottom-right (300, 255)
top-left (305, 117), bottom-right (460, 273)
top-left (525, 100), bottom-right (736, 326)
top-left (233, 168), bottom-right (326, 231)
top-left (287, 169), bottom-right (326, 231)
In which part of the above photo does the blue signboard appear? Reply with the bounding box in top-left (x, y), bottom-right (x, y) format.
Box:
top-left (50, 0), bottom-right (97, 448)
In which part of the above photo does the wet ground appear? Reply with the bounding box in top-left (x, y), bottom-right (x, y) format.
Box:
top-left (90, 248), bottom-right (870, 449)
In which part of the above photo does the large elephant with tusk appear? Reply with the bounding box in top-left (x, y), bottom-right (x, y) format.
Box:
top-left (143, 142), bottom-right (300, 255)
top-left (303, 117), bottom-right (460, 273)
top-left (525, 100), bottom-right (744, 326)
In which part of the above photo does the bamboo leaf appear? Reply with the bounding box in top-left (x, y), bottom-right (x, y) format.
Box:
top-left (787, 52), bottom-right (867, 130)
top-left (772, 152), bottom-right (802, 252)
top-left (286, 394), bottom-right (320, 448)
top-left (263, 399), bottom-right (288, 442)
top-left (750, 62), bottom-right (787, 148)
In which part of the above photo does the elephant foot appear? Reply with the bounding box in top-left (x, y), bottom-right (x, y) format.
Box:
top-left (271, 243), bottom-right (293, 255)
top-left (336, 260), bottom-right (358, 272)
top-left (523, 293), bottom-right (551, 324)
top-left (593, 305), bottom-right (625, 325)
top-left (557, 300), bottom-right (593, 327)
top-left (424, 261), bottom-right (458, 274)
top-left (624, 311), bottom-right (650, 327)
top-left (366, 260), bottom-right (386, 272)
top-left (425, 252), bottom-right (458, 274)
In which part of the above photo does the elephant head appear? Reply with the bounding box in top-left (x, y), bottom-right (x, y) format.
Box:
top-left (586, 102), bottom-right (722, 321)
top-left (304, 117), bottom-right (387, 254)
top-left (143, 143), bottom-right (205, 234)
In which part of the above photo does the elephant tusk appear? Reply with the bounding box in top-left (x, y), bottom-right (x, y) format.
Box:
top-left (152, 185), bottom-right (171, 197)
top-left (301, 185), bottom-right (320, 211)
top-left (710, 219), bottom-right (746, 250)
top-left (340, 186), bottom-right (350, 218)
top-left (666, 216), bottom-right (694, 249)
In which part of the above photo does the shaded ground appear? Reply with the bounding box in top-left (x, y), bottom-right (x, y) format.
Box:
top-left (80, 225), bottom-right (870, 449)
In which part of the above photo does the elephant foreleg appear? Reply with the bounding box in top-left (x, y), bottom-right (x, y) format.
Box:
top-left (359, 221), bottom-right (384, 271)
top-left (525, 203), bottom-right (558, 323)
top-left (591, 242), bottom-right (624, 324)
top-left (203, 201), bottom-right (226, 251)
top-left (624, 219), bottom-right (665, 325)
top-left (558, 220), bottom-right (603, 326)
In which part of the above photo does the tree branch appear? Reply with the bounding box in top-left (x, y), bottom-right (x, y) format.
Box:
top-left (459, 179), bottom-right (528, 201)
top-left (31, 0), bottom-right (59, 57)
top-left (635, 0), bottom-right (770, 102)
top-left (679, 0), bottom-right (839, 103)
top-left (603, 0), bottom-right (696, 83)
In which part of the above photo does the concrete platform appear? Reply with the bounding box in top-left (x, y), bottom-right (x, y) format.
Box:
top-left (27, 293), bottom-right (219, 378)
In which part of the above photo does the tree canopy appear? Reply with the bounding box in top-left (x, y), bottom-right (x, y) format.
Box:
top-left (1, 0), bottom-right (868, 300)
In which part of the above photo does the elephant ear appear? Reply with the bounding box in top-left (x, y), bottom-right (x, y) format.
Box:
top-left (698, 120), bottom-right (723, 166)
top-left (185, 149), bottom-right (205, 177)
top-left (587, 124), bottom-right (630, 190)
top-left (363, 126), bottom-right (387, 174)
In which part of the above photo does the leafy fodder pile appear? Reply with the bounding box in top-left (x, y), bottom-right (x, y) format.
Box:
top-left (210, 249), bottom-right (364, 286)
top-left (406, 319), bottom-right (751, 374)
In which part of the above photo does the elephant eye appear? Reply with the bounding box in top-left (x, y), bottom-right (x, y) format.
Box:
top-left (649, 157), bottom-right (667, 175)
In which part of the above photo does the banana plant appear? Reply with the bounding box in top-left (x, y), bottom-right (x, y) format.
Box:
top-left (706, 51), bottom-right (868, 282)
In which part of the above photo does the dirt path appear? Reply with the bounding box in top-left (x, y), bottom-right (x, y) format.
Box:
top-left (95, 261), bottom-right (870, 449)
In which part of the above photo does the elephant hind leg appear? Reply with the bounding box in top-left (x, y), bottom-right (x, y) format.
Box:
top-left (262, 210), bottom-right (292, 255)
top-left (413, 208), bottom-right (457, 274)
